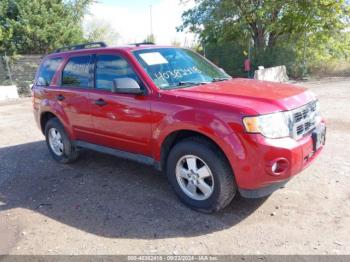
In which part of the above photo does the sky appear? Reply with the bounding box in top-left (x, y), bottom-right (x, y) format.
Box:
top-left (84, 0), bottom-right (196, 46)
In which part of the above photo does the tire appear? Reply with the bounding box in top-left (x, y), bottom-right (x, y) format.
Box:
top-left (44, 118), bottom-right (79, 164)
top-left (166, 137), bottom-right (236, 213)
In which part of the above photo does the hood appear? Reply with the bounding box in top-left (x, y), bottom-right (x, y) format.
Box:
top-left (167, 78), bottom-right (316, 114)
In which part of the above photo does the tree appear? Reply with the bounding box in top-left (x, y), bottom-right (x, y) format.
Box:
top-left (84, 18), bottom-right (120, 45)
top-left (179, 0), bottom-right (350, 77)
top-left (144, 34), bottom-right (156, 43)
top-left (179, 0), bottom-right (350, 50)
top-left (0, 0), bottom-right (93, 54)
top-left (171, 39), bottom-right (182, 47)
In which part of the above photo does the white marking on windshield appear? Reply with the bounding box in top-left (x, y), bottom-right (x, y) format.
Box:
top-left (154, 66), bottom-right (202, 81)
top-left (139, 52), bottom-right (169, 65)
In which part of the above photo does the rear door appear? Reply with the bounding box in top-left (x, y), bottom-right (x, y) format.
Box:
top-left (58, 55), bottom-right (94, 142)
top-left (89, 53), bottom-right (153, 156)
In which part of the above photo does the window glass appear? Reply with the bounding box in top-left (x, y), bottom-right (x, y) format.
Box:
top-left (133, 48), bottom-right (230, 89)
top-left (62, 56), bottom-right (92, 88)
top-left (36, 57), bottom-right (63, 86)
top-left (95, 55), bottom-right (141, 90)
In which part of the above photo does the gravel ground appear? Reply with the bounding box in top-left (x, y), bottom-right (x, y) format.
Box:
top-left (0, 79), bottom-right (349, 255)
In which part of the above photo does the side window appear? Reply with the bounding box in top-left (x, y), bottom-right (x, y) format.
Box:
top-left (62, 56), bottom-right (92, 88)
top-left (36, 57), bottom-right (63, 86)
top-left (95, 55), bottom-right (142, 90)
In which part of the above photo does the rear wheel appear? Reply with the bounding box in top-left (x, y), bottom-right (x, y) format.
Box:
top-left (166, 138), bottom-right (236, 212)
top-left (45, 118), bottom-right (79, 163)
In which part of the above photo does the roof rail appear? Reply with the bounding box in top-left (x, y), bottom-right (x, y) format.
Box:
top-left (129, 42), bottom-right (155, 47)
top-left (53, 42), bottom-right (107, 53)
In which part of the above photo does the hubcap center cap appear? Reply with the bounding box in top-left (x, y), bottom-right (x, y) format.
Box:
top-left (188, 171), bottom-right (199, 183)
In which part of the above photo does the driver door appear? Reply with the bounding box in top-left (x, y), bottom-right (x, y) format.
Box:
top-left (89, 54), bottom-right (152, 156)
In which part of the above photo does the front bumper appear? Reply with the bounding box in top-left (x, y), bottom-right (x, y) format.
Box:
top-left (239, 179), bottom-right (290, 198)
top-left (233, 122), bottom-right (326, 196)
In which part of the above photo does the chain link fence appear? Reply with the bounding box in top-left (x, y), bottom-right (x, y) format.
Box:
top-left (0, 54), bottom-right (42, 96)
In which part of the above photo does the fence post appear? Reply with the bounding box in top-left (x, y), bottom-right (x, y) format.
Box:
top-left (4, 52), bottom-right (14, 86)
top-left (302, 32), bottom-right (307, 78)
top-left (248, 37), bottom-right (252, 78)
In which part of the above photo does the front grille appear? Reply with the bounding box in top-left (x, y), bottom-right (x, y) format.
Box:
top-left (291, 100), bottom-right (318, 139)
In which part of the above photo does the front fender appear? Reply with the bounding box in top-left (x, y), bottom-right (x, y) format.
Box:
top-left (152, 109), bottom-right (247, 174)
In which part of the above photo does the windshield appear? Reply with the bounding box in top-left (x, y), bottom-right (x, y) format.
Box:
top-left (133, 48), bottom-right (231, 89)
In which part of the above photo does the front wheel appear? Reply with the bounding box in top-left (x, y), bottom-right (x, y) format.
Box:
top-left (166, 138), bottom-right (236, 212)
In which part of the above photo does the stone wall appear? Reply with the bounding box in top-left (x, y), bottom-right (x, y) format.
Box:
top-left (0, 55), bottom-right (43, 96)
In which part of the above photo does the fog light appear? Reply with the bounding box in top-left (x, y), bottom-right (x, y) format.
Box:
top-left (267, 158), bottom-right (289, 176)
top-left (271, 162), bottom-right (278, 173)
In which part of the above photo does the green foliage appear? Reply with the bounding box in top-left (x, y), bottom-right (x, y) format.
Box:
top-left (0, 0), bottom-right (93, 54)
top-left (144, 34), bottom-right (156, 43)
top-left (180, 0), bottom-right (350, 78)
top-left (84, 18), bottom-right (120, 45)
top-left (171, 39), bottom-right (182, 47)
top-left (204, 43), bottom-right (246, 77)
top-left (180, 0), bottom-right (350, 48)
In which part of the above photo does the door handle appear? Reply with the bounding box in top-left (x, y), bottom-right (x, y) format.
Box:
top-left (57, 94), bottom-right (65, 101)
top-left (95, 98), bottom-right (107, 106)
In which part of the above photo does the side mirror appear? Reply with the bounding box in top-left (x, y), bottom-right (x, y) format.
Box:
top-left (112, 78), bottom-right (143, 94)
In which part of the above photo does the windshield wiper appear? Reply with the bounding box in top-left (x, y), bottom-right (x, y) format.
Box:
top-left (211, 77), bottom-right (230, 82)
top-left (177, 81), bottom-right (208, 86)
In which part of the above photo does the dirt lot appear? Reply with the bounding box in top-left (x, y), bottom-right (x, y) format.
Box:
top-left (0, 78), bottom-right (349, 255)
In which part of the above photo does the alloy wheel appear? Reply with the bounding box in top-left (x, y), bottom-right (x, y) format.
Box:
top-left (175, 155), bottom-right (214, 201)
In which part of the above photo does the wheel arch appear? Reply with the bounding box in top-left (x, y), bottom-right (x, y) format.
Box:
top-left (40, 111), bottom-right (57, 134)
top-left (159, 129), bottom-right (233, 174)
top-left (40, 111), bottom-right (73, 139)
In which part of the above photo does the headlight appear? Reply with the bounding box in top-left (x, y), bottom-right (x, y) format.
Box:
top-left (315, 100), bottom-right (322, 125)
top-left (243, 112), bottom-right (290, 139)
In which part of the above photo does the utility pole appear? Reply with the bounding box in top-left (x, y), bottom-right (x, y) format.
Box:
top-left (149, 5), bottom-right (153, 37)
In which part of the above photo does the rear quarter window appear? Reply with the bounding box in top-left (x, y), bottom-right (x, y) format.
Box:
top-left (36, 57), bottom-right (63, 86)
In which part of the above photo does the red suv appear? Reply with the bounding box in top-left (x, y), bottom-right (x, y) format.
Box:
top-left (33, 42), bottom-right (326, 212)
